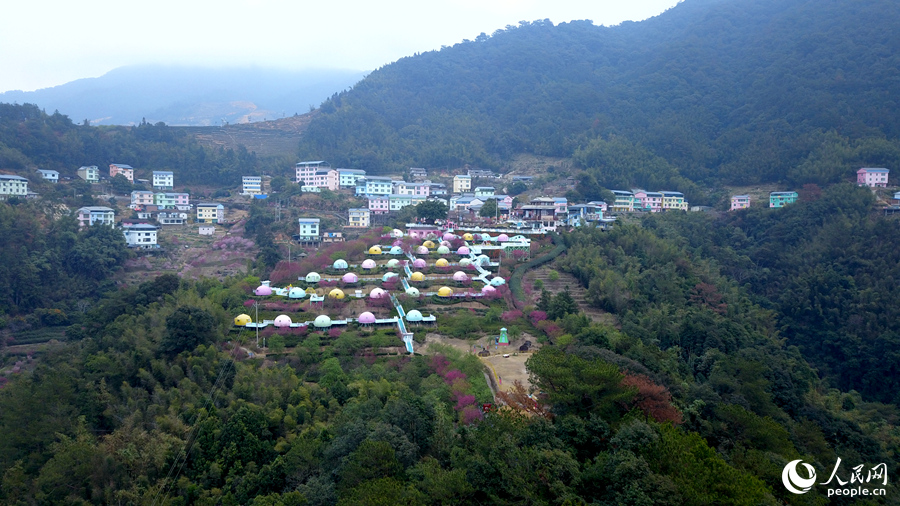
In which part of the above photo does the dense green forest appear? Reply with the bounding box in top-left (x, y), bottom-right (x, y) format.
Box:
top-left (298, 0), bottom-right (900, 190)
top-left (0, 103), bottom-right (266, 186)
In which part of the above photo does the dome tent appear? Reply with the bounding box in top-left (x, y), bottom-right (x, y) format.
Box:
top-left (390, 246), bottom-right (404, 255)
top-left (437, 246), bottom-right (450, 254)
top-left (457, 246), bottom-right (470, 255)
top-left (274, 315), bottom-right (292, 327)
top-left (386, 259), bottom-right (400, 268)
top-left (490, 277), bottom-right (506, 286)
top-left (289, 287), bottom-right (307, 299)
top-left (435, 258), bottom-right (450, 267)
top-left (382, 272), bottom-right (399, 282)
top-left (410, 272), bottom-right (425, 282)
top-left (391, 229), bottom-right (403, 238)
top-left (416, 246), bottom-right (429, 254)
top-left (358, 312), bottom-right (376, 324)
top-left (405, 286), bottom-right (420, 296)
top-left (370, 288), bottom-right (387, 299)
top-left (437, 287), bottom-right (454, 297)
top-left (406, 309), bottom-right (423, 322)
top-left (333, 259), bottom-right (348, 269)
top-left (234, 314), bottom-right (252, 326)
top-left (481, 285), bottom-right (497, 294)
top-left (459, 258), bottom-right (472, 267)
top-left (412, 258), bottom-right (427, 269)
top-left (463, 233), bottom-right (474, 241)
top-left (361, 259), bottom-right (377, 269)
top-left (443, 232), bottom-right (456, 241)
top-left (342, 273), bottom-right (358, 283)
top-left (452, 271), bottom-right (468, 281)
top-left (423, 240), bottom-right (436, 249)
top-left (314, 315), bottom-right (332, 328)
top-left (305, 272), bottom-right (321, 283)
top-left (328, 288), bottom-right (345, 299)
top-left (368, 246), bottom-right (382, 254)
top-left (255, 285), bottom-right (272, 296)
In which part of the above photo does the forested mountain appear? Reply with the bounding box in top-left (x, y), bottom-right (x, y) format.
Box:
top-left (299, 0), bottom-right (900, 189)
top-left (0, 66), bottom-right (366, 127)
top-left (0, 103), bottom-right (272, 186)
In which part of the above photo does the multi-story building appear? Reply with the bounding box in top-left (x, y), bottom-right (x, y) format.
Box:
top-left (368, 195), bottom-right (390, 214)
top-left (474, 186), bottom-right (495, 197)
top-left (36, 169), bottom-right (59, 183)
top-left (242, 176), bottom-right (262, 195)
top-left (77, 206), bottom-right (115, 227)
top-left (660, 191), bottom-right (688, 211)
top-left (109, 163), bottom-right (134, 182)
top-left (394, 181), bottom-right (431, 197)
top-left (355, 176), bottom-right (393, 196)
top-left (0, 175), bottom-right (28, 199)
top-left (389, 194), bottom-right (426, 211)
top-left (152, 170), bottom-right (174, 190)
top-left (857, 168), bottom-right (889, 187)
top-left (122, 223), bottom-right (158, 248)
top-left (770, 191), bottom-right (799, 208)
top-left (297, 218), bottom-right (320, 244)
top-left (155, 192), bottom-right (190, 209)
top-left (196, 203), bottom-right (225, 223)
top-left (348, 208), bottom-right (371, 228)
top-left (295, 161), bottom-right (339, 190)
top-left (427, 182), bottom-right (447, 196)
top-left (453, 175), bottom-right (472, 194)
top-left (409, 167), bottom-right (427, 180)
top-left (157, 212), bottom-right (188, 225)
top-left (131, 190), bottom-right (155, 207)
top-left (633, 190), bottom-right (662, 212)
top-left (730, 195), bottom-right (751, 210)
top-left (338, 169), bottom-right (367, 188)
top-left (77, 165), bottom-right (99, 183)
top-left (467, 169), bottom-right (495, 178)
top-left (610, 190), bottom-right (635, 212)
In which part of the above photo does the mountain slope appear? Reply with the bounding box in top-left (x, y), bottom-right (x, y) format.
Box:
top-left (0, 66), bottom-right (366, 127)
top-left (298, 0), bottom-right (900, 186)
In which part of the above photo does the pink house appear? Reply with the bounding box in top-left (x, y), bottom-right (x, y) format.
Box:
top-left (394, 182), bottom-right (431, 197)
top-left (633, 191), bottom-right (662, 212)
top-left (295, 161), bottom-right (339, 190)
top-left (368, 195), bottom-right (389, 214)
top-left (857, 168), bottom-right (889, 187)
top-left (730, 195), bottom-right (750, 210)
top-left (109, 163), bottom-right (134, 182)
top-left (131, 190), bottom-right (154, 207)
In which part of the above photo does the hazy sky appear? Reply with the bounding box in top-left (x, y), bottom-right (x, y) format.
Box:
top-left (1, 0), bottom-right (681, 93)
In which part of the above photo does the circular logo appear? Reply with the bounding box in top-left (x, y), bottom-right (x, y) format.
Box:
top-left (782, 460), bottom-right (817, 494)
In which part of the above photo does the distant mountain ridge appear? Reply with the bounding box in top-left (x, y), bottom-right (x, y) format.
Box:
top-left (0, 65), bottom-right (367, 126)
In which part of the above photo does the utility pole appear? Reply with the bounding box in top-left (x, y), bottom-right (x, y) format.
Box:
top-left (253, 301), bottom-right (260, 347)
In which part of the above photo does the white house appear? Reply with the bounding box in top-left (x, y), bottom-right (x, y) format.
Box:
top-left (122, 223), bottom-right (158, 248)
top-left (77, 166), bottom-right (100, 183)
top-left (36, 169), bottom-right (59, 183)
top-left (297, 218), bottom-right (321, 244)
top-left (242, 176), bottom-right (262, 195)
top-left (77, 206), bottom-right (115, 227)
top-left (199, 225), bottom-right (216, 235)
top-left (196, 203), bottom-right (225, 223)
top-left (152, 171), bottom-right (174, 190)
top-left (0, 175), bottom-right (29, 198)
top-left (453, 175), bottom-right (472, 194)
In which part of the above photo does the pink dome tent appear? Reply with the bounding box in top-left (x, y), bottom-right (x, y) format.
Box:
top-left (416, 245), bottom-right (428, 254)
top-left (452, 271), bottom-right (468, 282)
top-left (413, 258), bottom-right (427, 269)
top-left (254, 285), bottom-right (273, 296)
top-left (358, 312), bottom-right (376, 325)
top-left (342, 272), bottom-right (359, 283)
top-left (498, 234), bottom-right (510, 242)
top-left (370, 287), bottom-right (387, 299)
top-left (361, 259), bottom-right (377, 269)
top-left (274, 315), bottom-right (292, 327)
top-left (442, 232), bottom-right (456, 241)
top-left (457, 246), bottom-right (470, 255)
top-left (482, 285), bottom-right (497, 294)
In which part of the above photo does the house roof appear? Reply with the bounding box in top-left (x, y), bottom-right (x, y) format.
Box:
top-left (110, 164), bottom-right (133, 169)
top-left (859, 168), bottom-right (889, 173)
top-left (770, 191), bottom-right (798, 197)
top-left (36, 169), bottom-right (59, 175)
top-left (78, 206), bottom-right (114, 213)
top-left (153, 171), bottom-right (173, 176)
top-left (296, 161), bottom-right (327, 166)
top-left (123, 223), bottom-right (158, 230)
top-left (0, 174), bottom-right (28, 181)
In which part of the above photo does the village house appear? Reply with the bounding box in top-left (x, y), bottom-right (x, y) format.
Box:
top-left (77, 206), bottom-right (115, 227)
top-left (355, 176), bottom-right (393, 196)
top-left (427, 182), bottom-right (448, 196)
top-left (338, 168), bottom-right (367, 188)
top-left (297, 218), bottom-right (321, 245)
top-left (348, 208), bottom-right (371, 228)
top-left (242, 176), bottom-right (262, 195)
top-left (660, 191), bottom-right (688, 211)
top-left (368, 195), bottom-right (390, 214)
top-left (731, 195), bottom-right (751, 210)
top-left (77, 165), bottom-right (100, 183)
top-left (467, 168), bottom-right (495, 178)
top-left (453, 174), bottom-right (472, 194)
top-left (322, 230), bottom-right (344, 243)
top-left (409, 167), bottom-right (427, 180)
top-left (152, 170), bottom-right (174, 190)
top-left (122, 223), bottom-right (158, 248)
top-left (390, 193), bottom-right (426, 211)
top-left (0, 175), bottom-right (29, 199)
top-left (36, 169), bottom-right (59, 183)
top-left (155, 192), bottom-right (190, 210)
top-left (157, 212), bottom-right (188, 225)
top-left (198, 225), bottom-right (216, 236)
top-left (196, 203), bottom-right (225, 223)
top-left (857, 168), bottom-right (889, 187)
top-left (610, 190), bottom-right (635, 212)
top-left (474, 186), bottom-right (495, 197)
top-left (770, 191), bottom-right (799, 208)
top-left (295, 161), bottom-right (339, 190)
top-left (109, 163), bottom-right (134, 182)
top-left (633, 190), bottom-right (662, 212)
top-left (394, 181), bottom-right (430, 196)
top-left (130, 190), bottom-right (155, 208)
